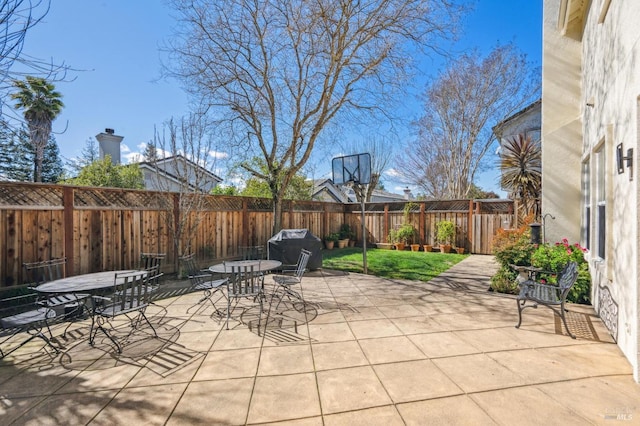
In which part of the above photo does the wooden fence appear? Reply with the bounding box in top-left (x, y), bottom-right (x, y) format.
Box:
top-left (0, 182), bottom-right (514, 287)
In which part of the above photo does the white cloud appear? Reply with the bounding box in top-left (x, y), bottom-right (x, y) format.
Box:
top-left (209, 150), bottom-right (228, 160)
top-left (384, 168), bottom-right (400, 178)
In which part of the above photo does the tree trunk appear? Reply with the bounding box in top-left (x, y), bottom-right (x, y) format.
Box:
top-left (272, 196), bottom-right (283, 235)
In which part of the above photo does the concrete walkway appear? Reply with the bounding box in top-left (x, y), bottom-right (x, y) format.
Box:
top-left (1, 255), bottom-right (639, 425)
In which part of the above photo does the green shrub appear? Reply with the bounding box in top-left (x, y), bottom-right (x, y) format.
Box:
top-left (436, 220), bottom-right (455, 244)
top-left (530, 239), bottom-right (591, 304)
top-left (490, 266), bottom-right (519, 294)
top-left (491, 217), bottom-right (537, 268)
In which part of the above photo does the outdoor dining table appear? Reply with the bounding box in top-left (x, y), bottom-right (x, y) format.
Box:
top-left (35, 270), bottom-right (147, 294)
top-left (208, 259), bottom-right (282, 274)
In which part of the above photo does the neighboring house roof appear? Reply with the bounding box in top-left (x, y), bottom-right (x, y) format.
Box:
top-left (492, 99), bottom-right (542, 141)
top-left (310, 178), bottom-right (409, 203)
top-left (138, 155), bottom-right (222, 193)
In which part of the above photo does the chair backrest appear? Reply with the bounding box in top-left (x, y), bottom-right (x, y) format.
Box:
top-left (180, 253), bottom-right (206, 286)
top-left (558, 261), bottom-right (579, 293)
top-left (293, 249), bottom-right (311, 279)
top-left (227, 265), bottom-right (262, 298)
top-left (141, 253), bottom-right (165, 284)
top-left (239, 246), bottom-right (264, 260)
top-left (22, 258), bottom-right (66, 286)
top-left (111, 270), bottom-right (151, 313)
top-left (140, 253), bottom-right (166, 271)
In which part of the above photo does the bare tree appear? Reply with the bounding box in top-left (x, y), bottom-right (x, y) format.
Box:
top-left (149, 114), bottom-right (220, 258)
top-left (398, 44), bottom-right (540, 199)
top-left (166, 0), bottom-right (466, 234)
top-left (341, 135), bottom-right (394, 202)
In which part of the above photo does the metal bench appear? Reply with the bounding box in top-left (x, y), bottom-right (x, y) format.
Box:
top-left (515, 261), bottom-right (579, 339)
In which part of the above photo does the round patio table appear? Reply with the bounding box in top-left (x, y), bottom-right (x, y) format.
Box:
top-left (209, 260), bottom-right (282, 274)
top-left (35, 270), bottom-right (146, 294)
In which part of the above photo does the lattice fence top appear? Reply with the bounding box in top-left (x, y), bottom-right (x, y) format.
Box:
top-left (0, 182), bottom-right (514, 214)
top-left (0, 182), bottom-right (63, 208)
top-left (199, 195), bottom-right (243, 211)
top-left (74, 187), bottom-right (170, 210)
top-left (345, 199), bottom-right (513, 214)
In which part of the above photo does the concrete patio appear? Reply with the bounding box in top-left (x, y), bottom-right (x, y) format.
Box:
top-left (1, 255), bottom-right (639, 425)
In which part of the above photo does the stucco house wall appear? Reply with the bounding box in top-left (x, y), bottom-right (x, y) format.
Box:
top-left (543, 0), bottom-right (640, 381)
top-left (542, 0), bottom-right (583, 245)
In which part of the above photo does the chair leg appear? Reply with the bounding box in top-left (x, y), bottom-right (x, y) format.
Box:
top-left (1, 329), bottom-right (60, 359)
top-left (515, 298), bottom-right (524, 329)
top-left (558, 303), bottom-right (576, 339)
top-left (139, 311), bottom-right (158, 338)
top-left (95, 322), bottom-right (122, 353)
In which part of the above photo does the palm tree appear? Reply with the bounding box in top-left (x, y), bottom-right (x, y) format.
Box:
top-left (499, 133), bottom-right (542, 219)
top-left (11, 76), bottom-right (64, 182)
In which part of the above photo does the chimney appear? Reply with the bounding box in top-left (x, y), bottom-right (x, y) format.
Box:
top-left (403, 186), bottom-right (413, 200)
top-left (95, 128), bottom-right (123, 165)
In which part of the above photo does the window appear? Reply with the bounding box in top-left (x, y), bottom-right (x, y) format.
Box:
top-left (596, 147), bottom-right (606, 259)
top-left (581, 160), bottom-right (590, 250)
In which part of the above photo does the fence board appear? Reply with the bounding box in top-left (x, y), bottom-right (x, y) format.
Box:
top-left (0, 182), bottom-right (513, 286)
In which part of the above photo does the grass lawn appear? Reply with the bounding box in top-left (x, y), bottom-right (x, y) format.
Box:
top-left (322, 247), bottom-right (468, 282)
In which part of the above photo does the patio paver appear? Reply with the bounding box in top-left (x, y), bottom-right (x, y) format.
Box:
top-left (2, 254), bottom-right (639, 425)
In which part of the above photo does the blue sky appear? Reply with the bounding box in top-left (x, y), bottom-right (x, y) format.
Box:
top-left (16, 0), bottom-right (541, 195)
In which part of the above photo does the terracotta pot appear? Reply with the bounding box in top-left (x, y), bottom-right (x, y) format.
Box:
top-left (325, 240), bottom-right (335, 250)
top-left (410, 244), bottom-right (421, 252)
top-left (394, 242), bottom-right (406, 251)
top-left (348, 239), bottom-right (356, 247)
top-left (439, 244), bottom-right (451, 253)
top-left (338, 239), bottom-right (349, 248)
top-left (423, 244), bottom-right (433, 252)
top-left (455, 247), bottom-right (465, 254)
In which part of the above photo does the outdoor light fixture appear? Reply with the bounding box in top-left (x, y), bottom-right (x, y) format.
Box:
top-left (616, 143), bottom-right (634, 180)
top-left (616, 143), bottom-right (633, 180)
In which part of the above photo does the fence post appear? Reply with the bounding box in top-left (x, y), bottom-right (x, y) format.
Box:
top-left (242, 199), bottom-right (249, 246)
top-left (419, 202), bottom-right (425, 244)
top-left (468, 200), bottom-right (474, 252)
top-left (63, 186), bottom-right (75, 276)
top-left (383, 204), bottom-right (389, 243)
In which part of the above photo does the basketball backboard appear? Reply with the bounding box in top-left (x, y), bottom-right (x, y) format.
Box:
top-left (332, 153), bottom-right (371, 185)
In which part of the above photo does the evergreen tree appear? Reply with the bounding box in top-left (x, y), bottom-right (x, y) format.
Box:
top-left (41, 135), bottom-right (64, 183)
top-left (142, 142), bottom-right (159, 162)
top-left (0, 125), bottom-right (33, 181)
top-left (67, 137), bottom-right (99, 174)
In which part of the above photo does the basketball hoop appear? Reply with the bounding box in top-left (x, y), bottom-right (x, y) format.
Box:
top-left (331, 153), bottom-right (371, 274)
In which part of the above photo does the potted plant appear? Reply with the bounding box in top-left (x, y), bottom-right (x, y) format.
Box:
top-left (454, 246), bottom-right (465, 254)
top-left (388, 228), bottom-right (404, 250)
top-left (338, 224), bottom-right (352, 248)
top-left (397, 223), bottom-right (417, 251)
top-left (423, 243), bottom-right (433, 252)
top-left (436, 220), bottom-right (455, 254)
top-left (324, 233), bottom-right (339, 250)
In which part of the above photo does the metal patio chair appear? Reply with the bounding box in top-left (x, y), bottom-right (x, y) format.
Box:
top-left (140, 252), bottom-right (166, 293)
top-left (226, 264), bottom-right (264, 331)
top-left (23, 258), bottom-right (89, 334)
top-left (180, 253), bottom-right (228, 316)
top-left (272, 249), bottom-right (311, 310)
top-left (239, 245), bottom-right (265, 260)
top-left (89, 270), bottom-right (157, 353)
top-left (1, 288), bottom-right (60, 359)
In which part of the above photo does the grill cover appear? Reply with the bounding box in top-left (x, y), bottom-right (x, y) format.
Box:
top-left (267, 229), bottom-right (322, 270)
